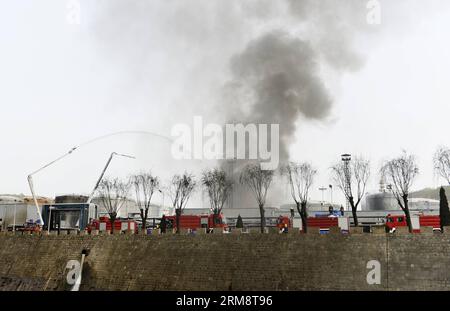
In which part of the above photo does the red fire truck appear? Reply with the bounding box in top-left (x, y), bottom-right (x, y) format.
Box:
top-left (276, 215), bottom-right (340, 232)
top-left (87, 216), bottom-right (138, 233)
top-left (8, 220), bottom-right (42, 233)
top-left (164, 213), bottom-right (228, 231)
top-left (307, 216), bottom-right (339, 231)
top-left (385, 214), bottom-right (441, 233)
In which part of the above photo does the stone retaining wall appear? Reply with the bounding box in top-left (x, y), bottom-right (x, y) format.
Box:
top-left (0, 232), bottom-right (449, 291)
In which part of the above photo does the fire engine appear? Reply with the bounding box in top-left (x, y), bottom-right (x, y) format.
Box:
top-left (8, 219), bottom-right (42, 233)
top-left (385, 214), bottom-right (441, 233)
top-left (276, 215), bottom-right (342, 233)
top-left (87, 216), bottom-right (138, 234)
top-left (164, 213), bottom-right (228, 231)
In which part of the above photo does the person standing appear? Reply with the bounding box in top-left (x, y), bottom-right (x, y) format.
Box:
top-left (160, 214), bottom-right (167, 234)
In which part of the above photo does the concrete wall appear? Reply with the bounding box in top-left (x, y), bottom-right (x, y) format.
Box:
top-left (0, 233), bottom-right (450, 291)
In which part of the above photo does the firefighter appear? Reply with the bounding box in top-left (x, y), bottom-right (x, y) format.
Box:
top-left (160, 214), bottom-right (167, 234)
top-left (277, 216), bottom-right (284, 233)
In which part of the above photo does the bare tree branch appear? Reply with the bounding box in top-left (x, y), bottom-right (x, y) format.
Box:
top-left (169, 172), bottom-right (196, 233)
top-left (97, 177), bottom-right (131, 233)
top-left (281, 162), bottom-right (316, 232)
top-left (202, 168), bottom-right (233, 215)
top-left (240, 163), bottom-right (274, 233)
top-left (353, 158), bottom-right (371, 207)
top-left (434, 146), bottom-right (450, 185)
top-left (381, 151), bottom-right (419, 232)
top-left (131, 172), bottom-right (160, 230)
top-left (331, 156), bottom-right (370, 226)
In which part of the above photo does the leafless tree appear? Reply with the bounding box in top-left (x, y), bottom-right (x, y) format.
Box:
top-left (331, 156), bottom-right (370, 226)
top-left (240, 163), bottom-right (274, 233)
top-left (434, 146), bottom-right (450, 185)
top-left (281, 162), bottom-right (316, 233)
top-left (381, 151), bottom-right (419, 233)
top-left (169, 172), bottom-right (196, 234)
top-left (97, 177), bottom-right (131, 233)
top-left (131, 172), bottom-right (160, 231)
top-left (202, 168), bottom-right (233, 215)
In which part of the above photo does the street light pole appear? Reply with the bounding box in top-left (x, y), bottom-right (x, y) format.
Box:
top-left (341, 154), bottom-right (352, 211)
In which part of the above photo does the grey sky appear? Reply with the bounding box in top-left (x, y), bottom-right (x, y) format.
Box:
top-left (1, 0), bottom-right (449, 207)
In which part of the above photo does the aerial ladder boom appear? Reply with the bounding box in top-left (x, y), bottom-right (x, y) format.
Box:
top-left (86, 152), bottom-right (135, 204)
top-left (27, 148), bottom-right (135, 227)
top-left (27, 147), bottom-right (78, 226)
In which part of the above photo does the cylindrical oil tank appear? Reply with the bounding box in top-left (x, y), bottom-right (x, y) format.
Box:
top-left (55, 195), bottom-right (88, 204)
top-left (364, 192), bottom-right (397, 211)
